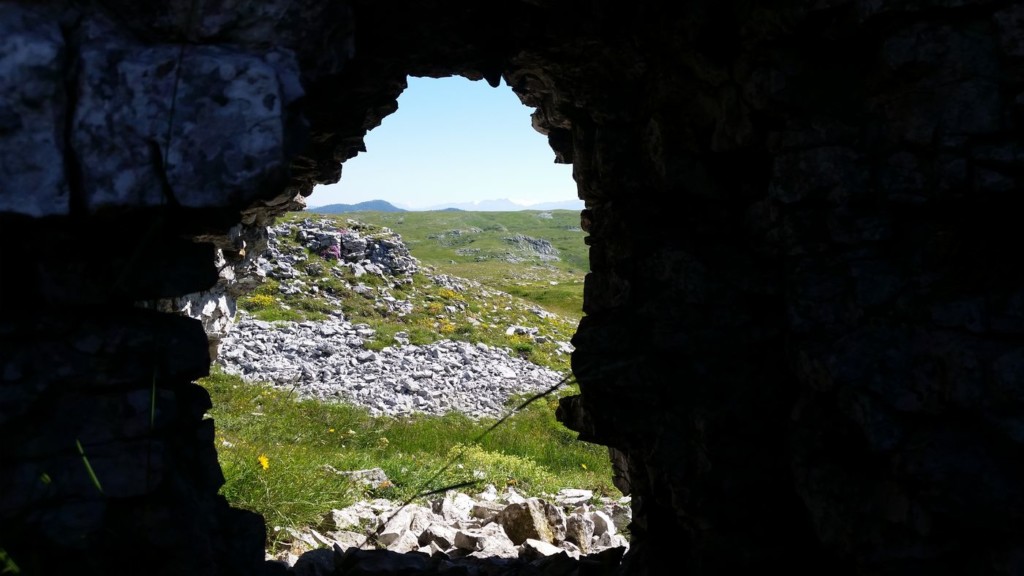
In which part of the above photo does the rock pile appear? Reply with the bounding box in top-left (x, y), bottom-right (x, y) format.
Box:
top-left (269, 482), bottom-right (631, 574)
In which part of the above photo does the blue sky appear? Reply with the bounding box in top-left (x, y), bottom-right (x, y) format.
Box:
top-left (305, 76), bottom-right (578, 210)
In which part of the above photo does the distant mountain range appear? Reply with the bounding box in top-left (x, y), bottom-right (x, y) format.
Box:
top-left (417, 198), bottom-right (584, 211)
top-left (306, 200), bottom-right (406, 214)
top-left (306, 198), bottom-right (583, 214)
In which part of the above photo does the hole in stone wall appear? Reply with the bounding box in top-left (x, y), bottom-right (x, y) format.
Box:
top-left (191, 75), bottom-right (630, 567)
top-left (310, 75), bottom-right (579, 213)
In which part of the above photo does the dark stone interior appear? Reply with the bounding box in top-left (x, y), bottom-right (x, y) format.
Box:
top-left (3, 0), bottom-right (1024, 574)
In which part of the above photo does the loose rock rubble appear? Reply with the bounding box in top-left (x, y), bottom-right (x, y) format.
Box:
top-left (217, 315), bottom-right (569, 419)
top-left (268, 482), bottom-right (631, 574)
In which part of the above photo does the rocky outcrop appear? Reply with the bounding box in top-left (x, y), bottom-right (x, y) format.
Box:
top-left (503, 234), bottom-right (560, 262)
top-left (143, 217), bottom-right (419, 361)
top-left (281, 217), bottom-right (420, 277)
top-left (3, 1), bottom-right (1024, 575)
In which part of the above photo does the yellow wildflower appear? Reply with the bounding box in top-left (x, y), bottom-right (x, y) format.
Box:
top-left (258, 454), bottom-right (269, 470)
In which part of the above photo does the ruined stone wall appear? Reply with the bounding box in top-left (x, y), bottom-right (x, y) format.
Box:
top-left (559, 2), bottom-right (1024, 573)
top-left (2, 1), bottom-right (1023, 575)
top-left (0, 1), bottom-right (351, 574)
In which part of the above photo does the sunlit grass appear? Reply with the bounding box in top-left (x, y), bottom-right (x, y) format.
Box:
top-left (200, 369), bottom-right (618, 552)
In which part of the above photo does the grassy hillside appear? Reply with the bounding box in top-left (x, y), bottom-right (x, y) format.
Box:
top-left (240, 212), bottom-right (584, 372)
top-left (300, 209), bottom-right (588, 318)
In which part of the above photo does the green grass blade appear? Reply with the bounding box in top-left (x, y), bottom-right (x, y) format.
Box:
top-left (75, 439), bottom-right (104, 495)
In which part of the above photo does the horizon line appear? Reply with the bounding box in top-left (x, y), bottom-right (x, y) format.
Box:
top-left (305, 197), bottom-right (583, 210)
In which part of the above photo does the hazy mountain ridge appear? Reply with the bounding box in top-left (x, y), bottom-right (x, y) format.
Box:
top-left (417, 198), bottom-right (584, 212)
top-left (308, 200), bottom-right (406, 213)
top-left (308, 198), bottom-right (584, 213)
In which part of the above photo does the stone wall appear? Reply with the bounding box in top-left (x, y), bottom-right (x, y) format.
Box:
top-left (2, 1), bottom-right (1023, 574)
top-left (0, 2), bottom-right (344, 574)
